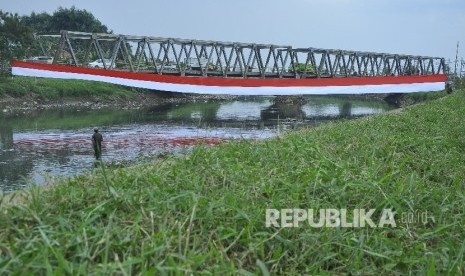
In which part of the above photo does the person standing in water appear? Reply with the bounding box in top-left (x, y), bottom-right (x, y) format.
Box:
top-left (92, 127), bottom-right (103, 160)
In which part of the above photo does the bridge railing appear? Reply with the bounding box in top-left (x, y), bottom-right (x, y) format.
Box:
top-left (35, 30), bottom-right (447, 79)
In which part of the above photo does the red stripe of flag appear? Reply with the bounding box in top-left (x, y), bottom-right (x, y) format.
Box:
top-left (11, 60), bottom-right (447, 88)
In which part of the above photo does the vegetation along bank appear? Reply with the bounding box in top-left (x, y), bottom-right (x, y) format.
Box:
top-left (0, 76), bottom-right (236, 113)
top-left (1, 82), bottom-right (464, 274)
top-left (0, 75), bottom-right (449, 115)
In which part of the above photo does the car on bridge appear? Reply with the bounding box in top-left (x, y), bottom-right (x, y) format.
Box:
top-left (25, 56), bottom-right (53, 64)
top-left (88, 59), bottom-right (115, 69)
top-left (157, 64), bottom-right (178, 70)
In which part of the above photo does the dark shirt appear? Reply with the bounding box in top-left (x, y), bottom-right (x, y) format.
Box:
top-left (92, 132), bottom-right (103, 147)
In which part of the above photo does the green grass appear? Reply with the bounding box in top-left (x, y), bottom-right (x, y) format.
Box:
top-left (0, 76), bottom-right (140, 100)
top-left (403, 90), bottom-right (449, 103)
top-left (1, 88), bottom-right (465, 274)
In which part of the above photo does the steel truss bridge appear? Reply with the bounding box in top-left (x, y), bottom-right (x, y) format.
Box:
top-left (38, 31), bottom-right (446, 78)
top-left (10, 30), bottom-right (448, 95)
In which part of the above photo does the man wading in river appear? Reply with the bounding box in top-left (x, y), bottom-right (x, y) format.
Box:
top-left (92, 127), bottom-right (103, 160)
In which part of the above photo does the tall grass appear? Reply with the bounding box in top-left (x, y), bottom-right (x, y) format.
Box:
top-left (0, 89), bottom-right (464, 274)
top-left (0, 76), bottom-right (139, 100)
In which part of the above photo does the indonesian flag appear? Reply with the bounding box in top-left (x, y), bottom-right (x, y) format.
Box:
top-left (11, 60), bottom-right (447, 95)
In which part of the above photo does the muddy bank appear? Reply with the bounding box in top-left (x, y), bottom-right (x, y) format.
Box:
top-left (0, 90), bottom-right (237, 115)
top-left (1, 87), bottom-right (444, 116)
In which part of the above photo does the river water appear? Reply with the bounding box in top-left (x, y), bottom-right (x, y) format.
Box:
top-left (0, 96), bottom-right (395, 192)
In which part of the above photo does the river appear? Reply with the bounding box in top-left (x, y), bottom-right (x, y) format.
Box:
top-left (0, 96), bottom-right (395, 192)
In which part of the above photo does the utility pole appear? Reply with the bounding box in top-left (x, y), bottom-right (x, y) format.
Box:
top-left (454, 41), bottom-right (459, 76)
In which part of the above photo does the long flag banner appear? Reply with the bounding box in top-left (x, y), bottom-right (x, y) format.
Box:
top-left (11, 60), bottom-right (447, 95)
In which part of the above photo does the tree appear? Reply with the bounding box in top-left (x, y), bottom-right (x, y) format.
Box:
top-left (20, 7), bottom-right (110, 34)
top-left (0, 7), bottom-right (111, 70)
top-left (48, 6), bottom-right (110, 33)
top-left (289, 63), bottom-right (315, 74)
top-left (21, 11), bottom-right (52, 33)
top-left (0, 11), bottom-right (34, 67)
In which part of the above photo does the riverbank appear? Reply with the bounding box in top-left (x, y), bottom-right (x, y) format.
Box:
top-left (0, 76), bottom-right (447, 115)
top-left (1, 86), bottom-right (463, 274)
top-left (0, 76), bottom-right (235, 114)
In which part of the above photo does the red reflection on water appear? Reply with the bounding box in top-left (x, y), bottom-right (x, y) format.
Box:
top-left (14, 135), bottom-right (224, 150)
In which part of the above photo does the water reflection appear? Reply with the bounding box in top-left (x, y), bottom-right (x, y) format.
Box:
top-left (0, 96), bottom-right (395, 192)
top-left (216, 100), bottom-right (273, 120)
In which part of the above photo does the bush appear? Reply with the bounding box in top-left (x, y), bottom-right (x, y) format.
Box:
top-left (289, 63), bottom-right (315, 74)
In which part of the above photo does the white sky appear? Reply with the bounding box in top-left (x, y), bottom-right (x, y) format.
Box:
top-left (2, 0), bottom-right (465, 63)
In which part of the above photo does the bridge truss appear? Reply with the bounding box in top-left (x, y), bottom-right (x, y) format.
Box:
top-left (37, 30), bottom-right (447, 79)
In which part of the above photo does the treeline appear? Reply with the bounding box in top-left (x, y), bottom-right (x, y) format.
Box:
top-left (0, 6), bottom-right (110, 68)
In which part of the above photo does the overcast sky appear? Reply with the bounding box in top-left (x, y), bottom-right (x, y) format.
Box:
top-left (3, 0), bottom-right (465, 63)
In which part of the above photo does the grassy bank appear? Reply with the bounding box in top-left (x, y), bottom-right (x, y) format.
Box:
top-left (1, 88), bottom-right (465, 274)
top-left (1, 75), bottom-right (447, 104)
top-left (0, 76), bottom-right (141, 101)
